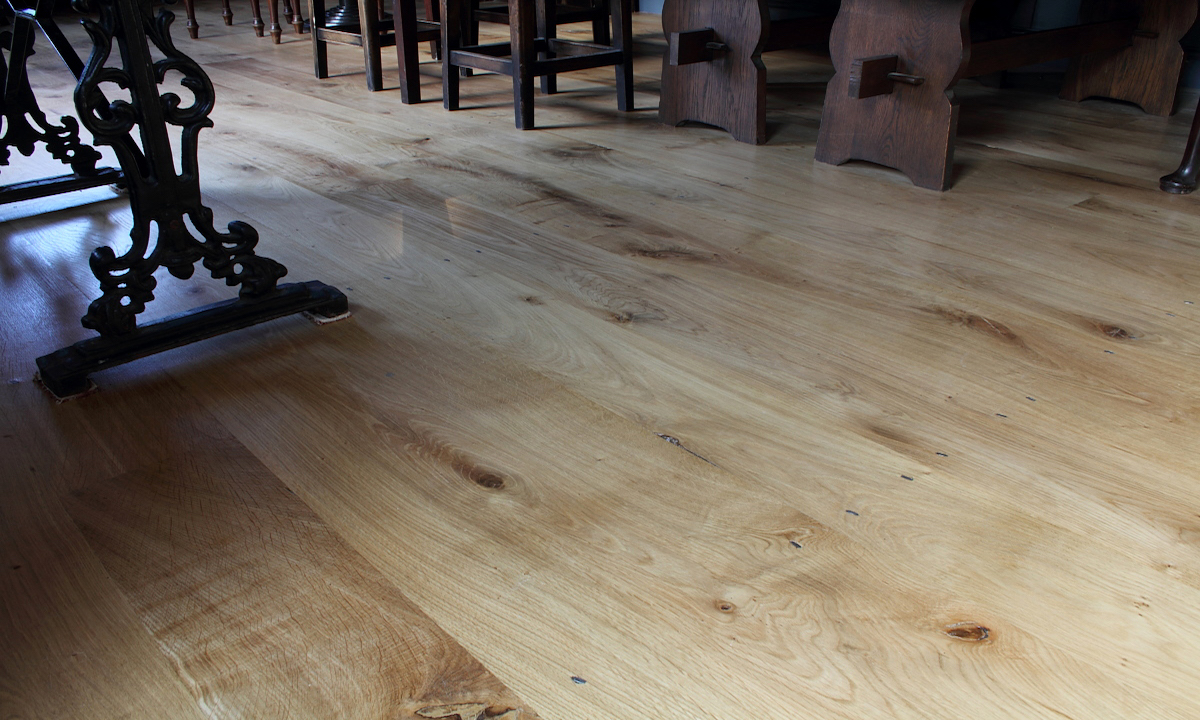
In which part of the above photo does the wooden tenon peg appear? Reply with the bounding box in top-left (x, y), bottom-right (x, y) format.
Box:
top-left (847, 54), bottom-right (925, 99)
top-left (668, 28), bottom-right (729, 66)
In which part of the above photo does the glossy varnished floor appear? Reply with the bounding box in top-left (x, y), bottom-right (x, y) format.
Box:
top-left (4, 5), bottom-right (1200, 719)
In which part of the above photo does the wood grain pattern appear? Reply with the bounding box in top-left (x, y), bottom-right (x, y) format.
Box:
top-left (65, 409), bottom-right (535, 720)
top-left (5, 6), bottom-right (1200, 720)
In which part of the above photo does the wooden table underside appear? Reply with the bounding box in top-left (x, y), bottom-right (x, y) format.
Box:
top-left (660, 0), bottom-right (1198, 190)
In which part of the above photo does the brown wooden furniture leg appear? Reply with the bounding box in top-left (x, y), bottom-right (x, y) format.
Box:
top-left (358, 0), bottom-right (384, 90)
top-left (538, 0), bottom-right (558, 94)
top-left (267, 0), bottom-right (283, 41)
top-left (611, 0), bottom-right (633, 111)
top-left (659, 0), bottom-right (770, 144)
top-left (284, 0), bottom-right (305, 34)
top-left (182, 0), bottom-right (199, 38)
top-left (222, 0), bottom-right (234, 25)
top-left (1062, 0), bottom-right (1197, 116)
top-left (510, 0), bottom-right (537, 128)
top-left (250, 0), bottom-right (266, 36)
top-left (1161, 96), bottom-right (1200, 193)
top-left (424, 0), bottom-right (441, 58)
top-left (815, 0), bottom-right (973, 191)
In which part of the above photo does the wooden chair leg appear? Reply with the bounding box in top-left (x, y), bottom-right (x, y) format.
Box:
top-left (268, 0), bottom-right (284, 42)
top-left (441, 0), bottom-right (462, 109)
top-left (250, 0), bottom-right (266, 36)
top-left (424, 0), bottom-right (441, 59)
top-left (395, 0), bottom-right (423, 103)
top-left (182, 0), bottom-right (199, 38)
top-left (285, 0), bottom-right (306, 33)
top-left (612, 0), bottom-right (632, 111)
top-left (592, 0), bottom-right (610, 45)
top-left (510, 0), bottom-right (536, 128)
top-left (358, 0), bottom-right (384, 90)
top-left (538, 0), bottom-right (557, 95)
top-left (222, 0), bottom-right (234, 25)
top-left (310, 0), bottom-right (330, 78)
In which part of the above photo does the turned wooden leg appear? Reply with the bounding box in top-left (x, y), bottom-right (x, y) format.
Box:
top-left (1063, 0), bottom-right (1197, 117)
top-left (511, 0), bottom-right (536, 128)
top-left (268, 0), bottom-right (283, 42)
top-left (815, 0), bottom-right (974, 191)
top-left (1161, 98), bottom-right (1200, 193)
top-left (222, 0), bottom-right (234, 25)
top-left (659, 0), bottom-right (770, 144)
top-left (359, 0), bottom-right (384, 90)
top-left (289, 0), bottom-right (305, 33)
top-left (250, 0), bottom-right (266, 36)
top-left (592, 0), bottom-right (610, 45)
top-left (182, 0), bottom-right (199, 38)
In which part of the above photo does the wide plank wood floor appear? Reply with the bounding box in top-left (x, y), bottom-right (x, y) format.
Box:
top-left (4, 4), bottom-right (1200, 718)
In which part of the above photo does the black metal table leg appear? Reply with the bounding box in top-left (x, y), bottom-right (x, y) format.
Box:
top-left (1161, 97), bottom-right (1200, 194)
top-left (27, 0), bottom-right (348, 398)
top-left (1, 0), bottom-right (122, 204)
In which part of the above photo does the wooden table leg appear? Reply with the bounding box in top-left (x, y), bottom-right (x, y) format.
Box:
top-left (1062, 0), bottom-right (1197, 116)
top-left (815, 0), bottom-right (974, 191)
top-left (659, 0), bottom-right (770, 144)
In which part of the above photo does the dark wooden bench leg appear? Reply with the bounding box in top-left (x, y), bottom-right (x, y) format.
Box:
top-left (1161, 97), bottom-right (1200, 193)
top-left (311, 0), bottom-right (330, 78)
top-left (1063, 0), bottom-right (1197, 117)
top-left (659, 0), bottom-right (769, 144)
top-left (612, 0), bottom-right (632, 111)
top-left (511, 0), bottom-right (537, 128)
top-left (396, 0), bottom-right (423, 102)
top-left (442, 0), bottom-right (462, 110)
top-left (222, 0), bottom-right (234, 25)
top-left (815, 0), bottom-right (971, 190)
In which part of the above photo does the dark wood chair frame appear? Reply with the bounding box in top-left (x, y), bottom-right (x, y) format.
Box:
top-left (440, 0), bottom-right (634, 129)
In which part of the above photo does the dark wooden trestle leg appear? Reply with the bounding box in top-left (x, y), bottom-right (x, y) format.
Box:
top-left (659, 0), bottom-right (770, 145)
top-left (815, 0), bottom-right (972, 191)
top-left (1063, 0), bottom-right (1197, 117)
top-left (33, 0), bottom-right (348, 398)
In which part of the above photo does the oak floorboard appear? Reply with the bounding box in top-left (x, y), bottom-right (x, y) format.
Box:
top-left (4, 5), bottom-right (1200, 720)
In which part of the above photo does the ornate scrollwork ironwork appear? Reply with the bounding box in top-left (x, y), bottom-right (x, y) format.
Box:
top-left (30, 0), bottom-right (347, 398)
top-left (1, 12), bottom-right (107, 188)
top-left (72, 0), bottom-right (287, 337)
